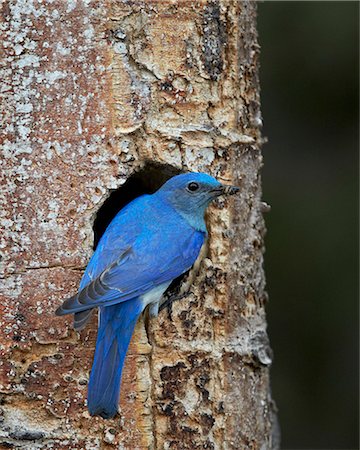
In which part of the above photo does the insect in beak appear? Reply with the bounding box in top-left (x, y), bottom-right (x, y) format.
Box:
top-left (210, 185), bottom-right (240, 197)
top-left (220, 185), bottom-right (240, 195)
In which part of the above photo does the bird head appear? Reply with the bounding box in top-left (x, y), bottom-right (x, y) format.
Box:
top-left (156, 172), bottom-right (239, 230)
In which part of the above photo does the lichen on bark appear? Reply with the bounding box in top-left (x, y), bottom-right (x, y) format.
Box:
top-left (0, 1), bottom-right (278, 449)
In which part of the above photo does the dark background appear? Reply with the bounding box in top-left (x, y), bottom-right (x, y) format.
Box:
top-left (258, 2), bottom-right (359, 449)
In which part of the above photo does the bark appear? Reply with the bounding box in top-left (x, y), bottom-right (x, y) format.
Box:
top-left (0, 1), bottom-right (279, 449)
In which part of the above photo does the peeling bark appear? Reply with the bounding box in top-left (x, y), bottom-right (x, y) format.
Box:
top-left (0, 1), bottom-right (278, 449)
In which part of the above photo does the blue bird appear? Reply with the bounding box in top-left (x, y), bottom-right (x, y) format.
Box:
top-left (55, 172), bottom-right (239, 419)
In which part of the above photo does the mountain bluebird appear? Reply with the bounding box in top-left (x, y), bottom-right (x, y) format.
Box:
top-left (55, 172), bottom-right (239, 419)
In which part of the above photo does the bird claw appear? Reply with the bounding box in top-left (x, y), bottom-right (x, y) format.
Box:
top-left (159, 292), bottom-right (188, 321)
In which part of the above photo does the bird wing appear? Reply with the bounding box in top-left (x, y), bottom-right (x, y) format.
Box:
top-left (79, 197), bottom-right (148, 289)
top-left (56, 228), bottom-right (204, 315)
top-left (71, 198), bottom-right (147, 330)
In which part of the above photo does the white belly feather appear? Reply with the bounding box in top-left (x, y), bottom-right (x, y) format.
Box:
top-left (140, 281), bottom-right (171, 318)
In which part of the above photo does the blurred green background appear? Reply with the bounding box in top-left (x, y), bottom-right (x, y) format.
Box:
top-left (258, 2), bottom-right (359, 449)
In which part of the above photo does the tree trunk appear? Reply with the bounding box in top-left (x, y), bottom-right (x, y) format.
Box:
top-left (0, 1), bottom-right (279, 449)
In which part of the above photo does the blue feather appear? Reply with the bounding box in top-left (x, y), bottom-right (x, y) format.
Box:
top-left (56, 203), bottom-right (205, 315)
top-left (87, 299), bottom-right (144, 419)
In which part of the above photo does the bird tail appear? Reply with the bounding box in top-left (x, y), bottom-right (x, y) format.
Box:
top-left (87, 299), bottom-right (144, 419)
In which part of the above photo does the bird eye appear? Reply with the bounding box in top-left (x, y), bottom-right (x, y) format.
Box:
top-left (187, 182), bottom-right (200, 192)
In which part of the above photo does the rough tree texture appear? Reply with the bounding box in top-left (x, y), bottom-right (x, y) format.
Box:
top-left (0, 1), bottom-right (279, 449)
